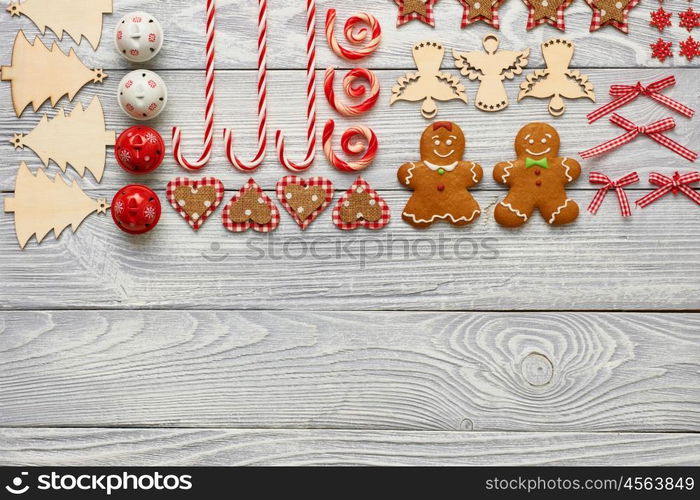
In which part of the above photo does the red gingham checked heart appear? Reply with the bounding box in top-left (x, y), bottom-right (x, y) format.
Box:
top-left (636, 171), bottom-right (700, 208)
top-left (588, 171), bottom-right (640, 217)
top-left (276, 176), bottom-right (334, 230)
top-left (166, 177), bottom-right (224, 230)
top-left (579, 114), bottom-right (698, 162)
top-left (587, 76), bottom-right (695, 124)
top-left (395, 0), bottom-right (438, 27)
top-left (332, 177), bottom-right (391, 231)
top-left (222, 178), bottom-right (280, 233)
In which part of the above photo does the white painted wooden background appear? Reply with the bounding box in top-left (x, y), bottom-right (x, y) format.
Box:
top-left (0, 0), bottom-right (699, 466)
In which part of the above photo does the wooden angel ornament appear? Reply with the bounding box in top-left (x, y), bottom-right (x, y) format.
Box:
top-left (391, 41), bottom-right (468, 119)
top-left (6, 0), bottom-right (113, 49)
top-left (4, 163), bottom-right (109, 249)
top-left (1, 31), bottom-right (107, 117)
top-left (453, 34), bottom-right (529, 112)
top-left (11, 97), bottom-right (115, 182)
top-left (518, 39), bottom-right (594, 117)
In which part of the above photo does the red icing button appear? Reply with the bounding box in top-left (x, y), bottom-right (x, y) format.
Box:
top-left (115, 126), bottom-right (165, 174)
top-left (536, 180), bottom-right (542, 187)
top-left (111, 184), bottom-right (161, 234)
top-left (437, 184), bottom-right (445, 192)
top-left (534, 169), bottom-right (541, 176)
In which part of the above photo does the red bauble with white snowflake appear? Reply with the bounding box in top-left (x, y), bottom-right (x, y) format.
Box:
top-left (114, 11), bottom-right (164, 62)
top-left (111, 184), bottom-right (161, 234)
top-left (115, 126), bottom-right (165, 174)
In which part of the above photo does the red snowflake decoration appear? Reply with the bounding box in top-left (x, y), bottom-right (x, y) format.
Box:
top-left (679, 7), bottom-right (700, 32)
top-left (651, 38), bottom-right (673, 62)
top-left (650, 7), bottom-right (672, 31)
top-left (679, 36), bottom-right (700, 61)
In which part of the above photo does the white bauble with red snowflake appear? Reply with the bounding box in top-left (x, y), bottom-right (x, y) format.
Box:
top-left (114, 12), bottom-right (164, 63)
top-left (118, 70), bottom-right (168, 120)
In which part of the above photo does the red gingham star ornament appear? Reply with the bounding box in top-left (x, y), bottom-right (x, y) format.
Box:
top-left (679, 7), bottom-right (700, 32)
top-left (458, 0), bottom-right (507, 29)
top-left (651, 38), bottom-right (673, 62)
top-left (395, 0), bottom-right (439, 27)
top-left (522, 0), bottom-right (573, 31)
top-left (679, 36), bottom-right (700, 61)
top-left (586, 0), bottom-right (640, 34)
top-left (650, 7), bottom-right (673, 32)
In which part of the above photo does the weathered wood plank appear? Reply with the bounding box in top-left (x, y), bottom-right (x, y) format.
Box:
top-left (0, 311), bottom-right (698, 430)
top-left (1, 428), bottom-right (698, 466)
top-left (0, 0), bottom-right (696, 70)
top-left (1, 189), bottom-right (699, 310)
top-left (1, 68), bottom-right (698, 192)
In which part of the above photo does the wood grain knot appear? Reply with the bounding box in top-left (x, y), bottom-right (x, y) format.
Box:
top-left (521, 352), bottom-right (554, 387)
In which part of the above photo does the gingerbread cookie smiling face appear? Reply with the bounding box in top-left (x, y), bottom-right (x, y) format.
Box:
top-left (493, 123), bottom-right (581, 227)
top-left (398, 122), bottom-right (483, 229)
top-left (420, 120), bottom-right (466, 167)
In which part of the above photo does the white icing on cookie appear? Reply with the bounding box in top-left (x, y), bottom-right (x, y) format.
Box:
top-left (424, 160), bottom-right (459, 172)
top-left (403, 209), bottom-right (480, 224)
top-left (500, 161), bottom-right (515, 184)
top-left (469, 162), bottom-right (479, 184)
top-left (404, 162), bottom-right (417, 185)
top-left (500, 201), bottom-right (528, 221)
top-left (548, 198), bottom-right (573, 224)
top-left (561, 158), bottom-right (574, 182)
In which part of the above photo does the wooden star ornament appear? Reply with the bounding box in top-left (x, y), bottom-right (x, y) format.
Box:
top-left (395, 0), bottom-right (438, 27)
top-left (522, 0), bottom-right (573, 31)
top-left (585, 0), bottom-right (640, 34)
top-left (458, 0), bottom-right (507, 29)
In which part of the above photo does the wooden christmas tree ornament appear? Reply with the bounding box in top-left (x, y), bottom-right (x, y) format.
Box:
top-left (518, 39), bottom-right (595, 117)
top-left (6, 0), bottom-right (113, 50)
top-left (453, 34), bottom-right (529, 112)
top-left (4, 162), bottom-right (109, 249)
top-left (391, 41), bottom-right (468, 119)
top-left (1, 31), bottom-right (107, 117)
top-left (11, 97), bottom-right (115, 182)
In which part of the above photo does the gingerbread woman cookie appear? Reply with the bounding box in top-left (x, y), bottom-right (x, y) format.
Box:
top-left (493, 123), bottom-right (580, 227)
top-left (398, 122), bottom-right (483, 228)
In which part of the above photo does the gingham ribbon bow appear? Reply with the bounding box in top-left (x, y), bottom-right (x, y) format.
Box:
top-left (580, 114), bottom-right (698, 163)
top-left (588, 172), bottom-right (640, 217)
top-left (587, 76), bottom-right (695, 124)
top-left (636, 171), bottom-right (700, 208)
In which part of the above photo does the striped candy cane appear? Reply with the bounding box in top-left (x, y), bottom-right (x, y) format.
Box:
top-left (275, 0), bottom-right (317, 172)
top-left (324, 67), bottom-right (380, 117)
top-left (322, 120), bottom-right (378, 172)
top-left (223, 0), bottom-right (268, 172)
top-left (172, 0), bottom-right (216, 171)
top-left (325, 9), bottom-right (382, 61)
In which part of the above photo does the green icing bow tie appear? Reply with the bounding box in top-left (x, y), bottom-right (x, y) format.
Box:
top-left (526, 157), bottom-right (548, 169)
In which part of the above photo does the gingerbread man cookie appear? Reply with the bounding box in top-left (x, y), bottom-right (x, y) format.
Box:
top-left (398, 122), bottom-right (483, 228)
top-left (493, 123), bottom-right (580, 227)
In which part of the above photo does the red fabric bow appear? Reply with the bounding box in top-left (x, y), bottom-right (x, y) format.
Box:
top-left (587, 76), bottom-right (695, 124)
top-left (579, 114), bottom-right (698, 162)
top-left (588, 172), bottom-right (640, 217)
top-left (636, 171), bottom-right (700, 208)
